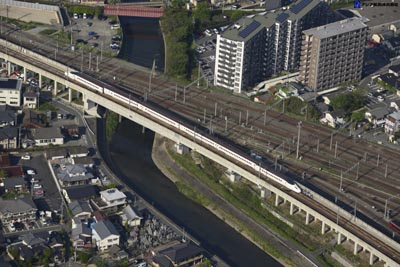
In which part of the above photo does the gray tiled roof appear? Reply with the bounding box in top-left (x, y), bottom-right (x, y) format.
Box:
top-left (93, 221), bottom-right (119, 240)
top-left (69, 200), bottom-right (93, 216)
top-left (0, 196), bottom-right (36, 214)
top-left (3, 177), bottom-right (26, 189)
top-left (0, 110), bottom-right (16, 125)
top-left (32, 127), bottom-right (63, 140)
top-left (160, 242), bottom-right (204, 264)
top-left (0, 126), bottom-right (18, 141)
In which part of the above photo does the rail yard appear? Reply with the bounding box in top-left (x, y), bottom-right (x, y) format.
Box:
top-left (1, 22), bottom-right (400, 265)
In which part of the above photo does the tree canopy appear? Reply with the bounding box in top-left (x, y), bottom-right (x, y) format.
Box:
top-left (331, 92), bottom-right (365, 113)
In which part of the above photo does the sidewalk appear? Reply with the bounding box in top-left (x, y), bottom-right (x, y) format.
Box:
top-left (151, 134), bottom-right (323, 267)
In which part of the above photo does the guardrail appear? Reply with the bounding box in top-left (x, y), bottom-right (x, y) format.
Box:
top-left (0, 0), bottom-right (60, 11)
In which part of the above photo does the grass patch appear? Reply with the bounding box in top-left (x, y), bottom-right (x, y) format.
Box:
top-left (38, 102), bottom-right (58, 112)
top-left (317, 253), bottom-right (341, 267)
top-left (168, 149), bottom-right (317, 256)
top-left (39, 29), bottom-right (58, 36)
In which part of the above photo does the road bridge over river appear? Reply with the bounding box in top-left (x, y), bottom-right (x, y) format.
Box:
top-left (0, 37), bottom-right (399, 266)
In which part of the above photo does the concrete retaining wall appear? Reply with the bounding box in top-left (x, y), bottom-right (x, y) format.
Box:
top-left (0, 0), bottom-right (61, 25)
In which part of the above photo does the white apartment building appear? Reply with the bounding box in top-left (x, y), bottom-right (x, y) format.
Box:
top-left (214, 0), bottom-right (333, 93)
top-left (0, 78), bottom-right (22, 106)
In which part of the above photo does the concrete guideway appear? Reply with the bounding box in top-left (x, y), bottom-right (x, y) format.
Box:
top-left (0, 37), bottom-right (399, 267)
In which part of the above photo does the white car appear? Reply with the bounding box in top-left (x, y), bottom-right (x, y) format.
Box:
top-left (377, 95), bottom-right (384, 102)
top-left (9, 224), bottom-right (15, 232)
top-left (27, 169), bottom-right (36, 175)
top-left (33, 184), bottom-right (42, 189)
top-left (21, 155), bottom-right (31, 160)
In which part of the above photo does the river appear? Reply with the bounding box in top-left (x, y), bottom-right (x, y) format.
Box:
top-left (104, 119), bottom-right (283, 267)
top-left (118, 16), bottom-right (165, 71)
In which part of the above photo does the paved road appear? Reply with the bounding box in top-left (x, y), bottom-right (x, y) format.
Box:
top-left (151, 134), bottom-right (324, 267)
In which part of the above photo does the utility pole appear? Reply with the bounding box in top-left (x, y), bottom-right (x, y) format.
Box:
top-left (100, 41), bottom-right (103, 61)
top-left (96, 56), bottom-right (99, 72)
top-left (183, 86), bottom-right (186, 104)
top-left (239, 111), bottom-right (242, 125)
top-left (214, 102), bottom-right (218, 117)
top-left (209, 116), bottom-right (213, 135)
top-left (377, 154), bottom-right (380, 166)
top-left (385, 163), bottom-right (388, 178)
top-left (334, 141), bottom-right (338, 158)
top-left (246, 110), bottom-right (249, 126)
top-left (296, 121), bottom-right (302, 160)
top-left (203, 108), bottom-right (206, 123)
top-left (356, 162), bottom-right (359, 180)
top-left (263, 109), bottom-right (266, 126)
top-left (197, 64), bottom-right (201, 88)
top-left (339, 170), bottom-right (343, 192)
top-left (330, 133), bottom-right (333, 151)
top-left (174, 84), bottom-right (177, 101)
top-left (225, 116), bottom-right (228, 133)
top-left (80, 49), bottom-right (83, 72)
top-left (282, 100), bottom-right (285, 113)
top-left (89, 52), bottom-right (92, 70)
top-left (316, 139), bottom-right (319, 153)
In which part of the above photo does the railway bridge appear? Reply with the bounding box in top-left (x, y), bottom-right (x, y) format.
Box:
top-left (104, 4), bottom-right (164, 18)
top-left (0, 38), bottom-right (400, 267)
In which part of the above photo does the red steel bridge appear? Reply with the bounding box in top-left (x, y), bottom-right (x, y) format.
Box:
top-left (104, 4), bottom-right (164, 18)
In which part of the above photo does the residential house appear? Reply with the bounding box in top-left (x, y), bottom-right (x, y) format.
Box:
top-left (62, 185), bottom-right (99, 203)
top-left (120, 205), bottom-right (142, 227)
top-left (71, 221), bottom-right (92, 249)
top-left (93, 210), bottom-right (107, 222)
top-left (371, 30), bottom-right (394, 43)
top-left (0, 196), bottom-right (37, 224)
top-left (389, 21), bottom-right (400, 33)
top-left (31, 127), bottom-right (64, 146)
top-left (388, 64), bottom-right (400, 77)
top-left (72, 157), bottom-right (94, 167)
top-left (92, 188), bottom-right (127, 211)
top-left (0, 127), bottom-right (18, 149)
top-left (0, 153), bottom-right (10, 167)
top-left (23, 91), bottom-right (38, 109)
top-left (385, 111), bottom-right (400, 135)
top-left (2, 177), bottom-right (27, 193)
top-left (0, 78), bottom-right (22, 107)
top-left (151, 242), bottom-right (205, 267)
top-left (92, 220), bottom-right (120, 251)
top-left (383, 37), bottom-right (400, 56)
top-left (0, 109), bottom-right (16, 128)
top-left (45, 147), bottom-right (89, 160)
top-left (390, 99), bottom-right (400, 111)
top-left (378, 73), bottom-right (400, 89)
top-left (21, 232), bottom-right (46, 249)
top-left (107, 245), bottom-right (129, 261)
top-left (61, 124), bottom-right (80, 138)
top-left (69, 200), bottom-right (93, 219)
top-left (320, 110), bottom-right (346, 128)
top-left (365, 104), bottom-right (391, 127)
top-left (0, 165), bottom-right (24, 178)
top-left (277, 86), bottom-right (299, 99)
top-left (57, 164), bottom-right (94, 187)
top-left (48, 232), bottom-right (64, 249)
top-left (253, 93), bottom-right (273, 104)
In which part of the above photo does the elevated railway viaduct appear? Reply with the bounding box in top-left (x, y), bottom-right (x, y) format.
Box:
top-left (0, 38), bottom-right (399, 267)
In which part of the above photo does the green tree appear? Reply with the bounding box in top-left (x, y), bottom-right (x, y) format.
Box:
top-left (230, 10), bottom-right (246, 21)
top-left (351, 110), bottom-right (365, 122)
top-left (105, 110), bottom-right (119, 141)
top-left (331, 92), bottom-right (365, 113)
top-left (193, 2), bottom-right (211, 23)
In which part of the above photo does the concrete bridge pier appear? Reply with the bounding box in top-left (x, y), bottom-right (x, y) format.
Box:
top-left (337, 232), bottom-right (346, 244)
top-left (354, 242), bottom-right (362, 255)
top-left (68, 87), bottom-right (72, 102)
top-left (53, 80), bottom-right (58, 96)
top-left (321, 221), bottom-right (330, 234)
top-left (174, 143), bottom-right (189, 155)
top-left (23, 67), bottom-right (26, 82)
top-left (83, 94), bottom-right (99, 117)
top-left (289, 202), bottom-right (298, 215)
top-left (275, 194), bottom-right (284, 206)
top-left (260, 187), bottom-right (271, 198)
top-left (7, 61), bottom-right (10, 76)
top-left (305, 212), bottom-right (314, 225)
top-left (370, 252), bottom-right (378, 265)
top-left (38, 73), bottom-right (42, 88)
top-left (225, 169), bottom-right (240, 182)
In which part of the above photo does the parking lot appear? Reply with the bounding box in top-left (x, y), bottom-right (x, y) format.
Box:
top-left (18, 153), bottom-right (62, 222)
top-left (195, 33), bottom-right (218, 84)
top-left (70, 14), bottom-right (121, 55)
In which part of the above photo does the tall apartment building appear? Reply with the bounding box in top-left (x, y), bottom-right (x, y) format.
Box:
top-left (299, 17), bottom-right (368, 91)
top-left (214, 0), bottom-right (334, 93)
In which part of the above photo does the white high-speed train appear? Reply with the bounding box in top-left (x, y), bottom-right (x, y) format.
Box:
top-left (66, 71), bottom-right (301, 193)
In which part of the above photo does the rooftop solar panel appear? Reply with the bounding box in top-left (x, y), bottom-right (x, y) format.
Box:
top-left (276, 12), bottom-right (289, 23)
top-left (238, 20), bottom-right (261, 39)
top-left (291, 0), bottom-right (313, 14)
